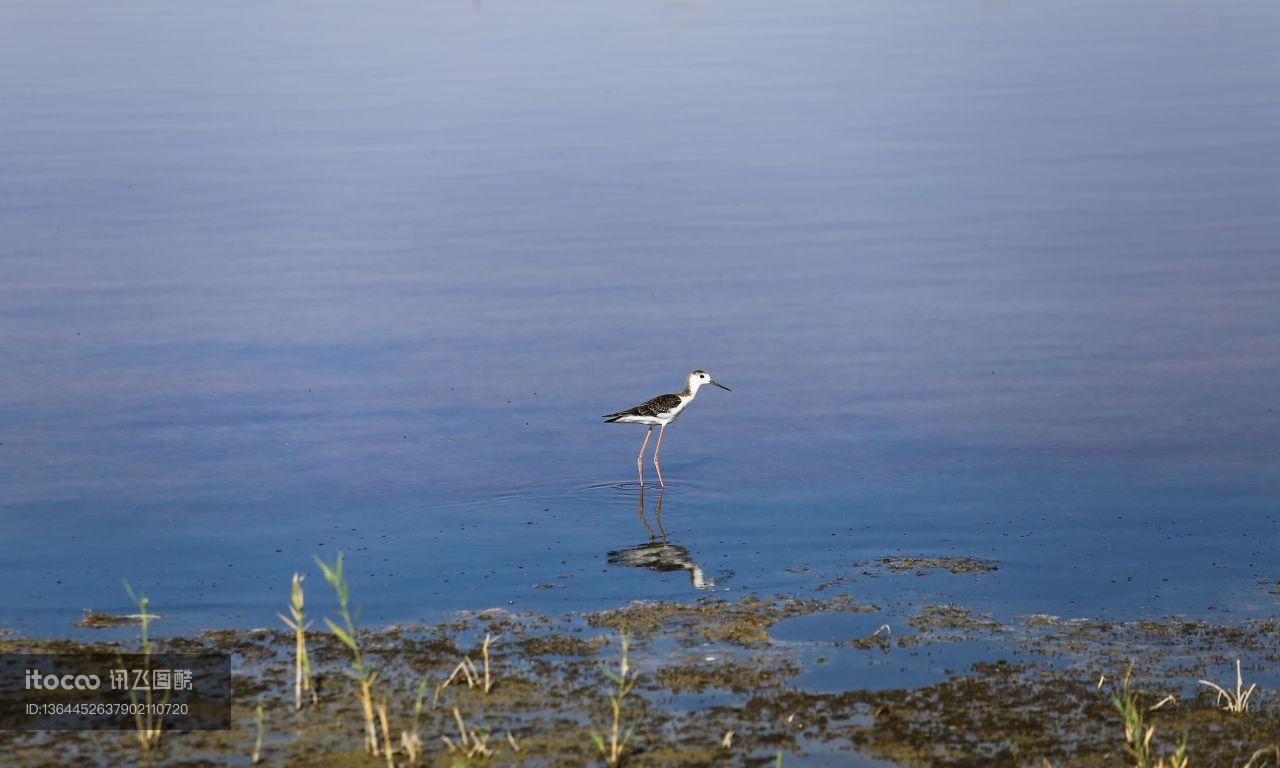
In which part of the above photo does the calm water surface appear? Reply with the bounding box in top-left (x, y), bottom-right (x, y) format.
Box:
top-left (1, 1), bottom-right (1278, 637)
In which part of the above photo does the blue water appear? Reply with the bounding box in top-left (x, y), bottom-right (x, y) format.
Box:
top-left (1, 0), bottom-right (1278, 636)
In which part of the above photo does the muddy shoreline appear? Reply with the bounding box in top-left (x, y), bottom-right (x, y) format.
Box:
top-left (3, 575), bottom-right (1278, 767)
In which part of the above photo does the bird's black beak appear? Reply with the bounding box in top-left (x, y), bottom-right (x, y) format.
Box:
top-left (710, 379), bottom-right (731, 391)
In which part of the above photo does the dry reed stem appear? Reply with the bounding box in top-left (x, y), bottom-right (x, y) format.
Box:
top-left (251, 701), bottom-right (265, 764)
top-left (433, 659), bottom-right (479, 707)
top-left (866, 624), bottom-right (891, 640)
top-left (1198, 659), bottom-right (1258, 714)
top-left (481, 633), bottom-right (498, 694)
top-left (360, 676), bottom-right (379, 755)
top-left (1243, 746), bottom-right (1280, 768)
top-left (591, 631), bottom-right (638, 767)
top-left (376, 699), bottom-right (394, 768)
top-left (276, 573), bottom-right (317, 710)
top-left (1149, 694), bottom-right (1177, 711)
top-left (400, 729), bottom-right (422, 765)
top-left (442, 706), bottom-right (493, 758)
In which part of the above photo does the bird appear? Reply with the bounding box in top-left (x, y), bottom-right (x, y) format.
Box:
top-left (602, 369), bottom-right (731, 488)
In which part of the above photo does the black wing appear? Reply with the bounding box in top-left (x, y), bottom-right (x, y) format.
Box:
top-left (603, 393), bottom-right (682, 421)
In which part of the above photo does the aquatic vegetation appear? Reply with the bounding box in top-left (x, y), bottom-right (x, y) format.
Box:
top-left (122, 582), bottom-right (165, 751)
top-left (376, 698), bottom-right (394, 768)
top-left (8, 590), bottom-right (1280, 766)
top-left (850, 623), bottom-right (892, 652)
top-left (876, 555), bottom-right (999, 575)
top-left (1244, 746), bottom-right (1280, 768)
top-left (401, 679), bottom-right (428, 764)
top-left (434, 660), bottom-right (476, 707)
top-left (591, 630), bottom-right (639, 767)
top-left (314, 552), bottom-right (381, 756)
top-left (72, 609), bottom-right (149, 628)
top-left (1198, 659), bottom-right (1259, 715)
top-left (588, 595), bottom-right (851, 646)
top-left (1109, 664), bottom-right (1187, 768)
top-left (441, 705), bottom-right (494, 759)
top-left (251, 699), bottom-right (265, 764)
top-left (480, 632), bottom-right (496, 694)
top-left (276, 572), bottom-right (317, 710)
top-left (434, 632), bottom-right (498, 706)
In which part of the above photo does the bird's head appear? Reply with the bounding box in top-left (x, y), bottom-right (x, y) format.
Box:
top-left (688, 369), bottom-right (731, 392)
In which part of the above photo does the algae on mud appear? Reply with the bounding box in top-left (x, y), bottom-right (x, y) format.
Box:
top-left (874, 557), bottom-right (1000, 576)
top-left (2, 592), bottom-right (1278, 767)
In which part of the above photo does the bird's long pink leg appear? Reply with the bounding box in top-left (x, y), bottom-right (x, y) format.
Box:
top-left (636, 426), bottom-right (652, 487)
top-left (653, 423), bottom-right (667, 489)
top-left (636, 485), bottom-right (654, 539)
top-left (654, 486), bottom-right (667, 542)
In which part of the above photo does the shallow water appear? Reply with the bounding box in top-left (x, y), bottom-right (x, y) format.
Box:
top-left (1, 0), bottom-right (1278, 638)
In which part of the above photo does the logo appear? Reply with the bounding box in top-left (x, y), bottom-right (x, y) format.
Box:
top-left (24, 669), bottom-right (102, 691)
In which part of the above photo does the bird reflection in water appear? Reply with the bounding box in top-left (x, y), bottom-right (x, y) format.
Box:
top-left (607, 487), bottom-right (712, 590)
